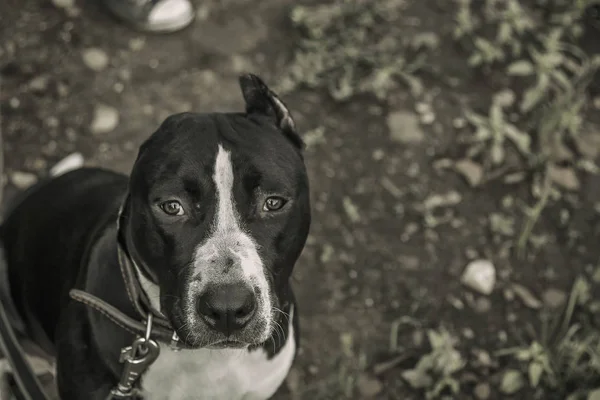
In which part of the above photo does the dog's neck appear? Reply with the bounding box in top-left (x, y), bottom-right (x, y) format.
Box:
top-left (116, 198), bottom-right (163, 314)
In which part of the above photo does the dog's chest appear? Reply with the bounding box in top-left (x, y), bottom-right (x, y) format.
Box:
top-left (140, 328), bottom-right (295, 400)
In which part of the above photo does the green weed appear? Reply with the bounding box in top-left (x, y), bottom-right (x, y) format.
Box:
top-left (277, 0), bottom-right (437, 100)
top-left (455, 0), bottom-right (600, 255)
top-left (497, 277), bottom-right (600, 397)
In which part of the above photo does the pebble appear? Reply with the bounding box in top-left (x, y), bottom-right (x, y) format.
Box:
top-left (512, 283), bottom-right (542, 309)
top-left (28, 75), bottom-right (49, 92)
top-left (547, 164), bottom-right (580, 191)
top-left (45, 116), bottom-right (59, 128)
top-left (420, 111), bottom-right (435, 125)
top-left (474, 382), bottom-right (491, 400)
top-left (387, 111), bottom-right (425, 144)
top-left (372, 149), bottom-right (385, 160)
top-left (82, 48), bottom-right (109, 72)
top-left (461, 259), bottom-right (496, 295)
top-left (542, 288), bottom-right (567, 309)
top-left (454, 159), bottom-right (483, 187)
top-left (415, 102), bottom-right (430, 114)
top-left (473, 297), bottom-right (491, 313)
top-left (90, 104), bottom-right (119, 134)
top-left (51, 0), bottom-right (75, 8)
top-left (453, 117), bottom-right (467, 129)
top-left (474, 349), bottom-right (492, 367)
top-left (50, 153), bottom-right (84, 177)
top-left (356, 373), bottom-right (383, 397)
top-left (11, 171), bottom-right (38, 189)
top-left (128, 37), bottom-right (145, 51)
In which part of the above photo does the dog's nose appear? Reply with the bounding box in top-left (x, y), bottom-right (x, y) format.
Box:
top-left (196, 283), bottom-right (257, 334)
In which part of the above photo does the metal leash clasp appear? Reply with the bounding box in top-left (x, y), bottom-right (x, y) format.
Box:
top-left (107, 314), bottom-right (160, 399)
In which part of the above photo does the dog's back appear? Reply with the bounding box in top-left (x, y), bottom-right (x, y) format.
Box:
top-left (0, 168), bottom-right (128, 350)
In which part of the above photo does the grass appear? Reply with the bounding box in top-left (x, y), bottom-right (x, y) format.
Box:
top-left (454, 0), bottom-right (600, 257)
top-left (279, 0), bottom-right (600, 398)
top-left (276, 0), bottom-right (438, 100)
top-left (496, 276), bottom-right (600, 398)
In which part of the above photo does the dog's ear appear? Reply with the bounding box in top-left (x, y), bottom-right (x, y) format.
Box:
top-left (239, 74), bottom-right (304, 150)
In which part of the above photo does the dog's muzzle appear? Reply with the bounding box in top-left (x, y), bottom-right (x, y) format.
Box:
top-left (195, 282), bottom-right (257, 336)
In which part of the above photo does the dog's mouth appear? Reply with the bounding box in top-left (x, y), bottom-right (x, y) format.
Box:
top-left (207, 340), bottom-right (248, 349)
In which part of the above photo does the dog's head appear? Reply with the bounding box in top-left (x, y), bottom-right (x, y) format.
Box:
top-left (118, 75), bottom-right (310, 348)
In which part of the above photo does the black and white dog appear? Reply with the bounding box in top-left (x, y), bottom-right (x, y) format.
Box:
top-left (0, 74), bottom-right (311, 399)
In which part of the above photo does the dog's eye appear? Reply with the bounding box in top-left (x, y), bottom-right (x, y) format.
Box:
top-left (263, 197), bottom-right (286, 212)
top-left (160, 200), bottom-right (184, 216)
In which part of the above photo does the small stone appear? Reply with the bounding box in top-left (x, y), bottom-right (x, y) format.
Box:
top-left (474, 349), bottom-right (492, 367)
top-left (45, 116), bottom-right (59, 128)
top-left (28, 75), bottom-right (49, 92)
top-left (399, 256), bottom-right (419, 271)
top-left (453, 117), bottom-right (467, 129)
top-left (90, 104), bottom-right (119, 134)
top-left (356, 373), bottom-right (383, 397)
top-left (372, 149), bottom-right (384, 160)
top-left (50, 153), bottom-right (84, 177)
top-left (113, 82), bottom-right (124, 93)
top-left (11, 171), bottom-right (38, 189)
top-left (118, 69), bottom-right (132, 81)
top-left (573, 130), bottom-right (600, 160)
top-left (462, 328), bottom-right (475, 339)
top-left (512, 283), bottom-right (542, 309)
top-left (473, 297), bottom-right (491, 313)
top-left (415, 102), bottom-right (430, 114)
top-left (498, 331), bottom-right (508, 342)
top-left (420, 111), bottom-right (435, 125)
top-left (461, 259), bottom-right (496, 295)
top-left (82, 48), bottom-right (109, 72)
top-left (342, 197), bottom-right (361, 223)
top-left (454, 159), bottom-right (483, 187)
top-left (9, 97), bottom-right (20, 108)
top-left (499, 369), bottom-right (525, 395)
top-left (542, 288), bottom-right (567, 309)
top-left (52, 0), bottom-right (74, 8)
top-left (548, 164), bottom-right (580, 191)
top-left (128, 37), bottom-right (145, 51)
top-left (387, 111), bottom-right (425, 144)
top-left (504, 172), bottom-right (526, 184)
top-left (57, 82), bottom-right (70, 97)
top-left (474, 382), bottom-right (491, 400)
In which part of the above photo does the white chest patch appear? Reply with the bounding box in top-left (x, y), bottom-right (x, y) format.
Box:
top-left (141, 307), bottom-right (296, 400)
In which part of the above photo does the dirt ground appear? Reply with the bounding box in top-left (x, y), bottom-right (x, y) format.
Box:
top-left (2, 0), bottom-right (600, 399)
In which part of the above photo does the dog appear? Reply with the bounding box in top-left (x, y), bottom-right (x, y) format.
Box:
top-left (0, 74), bottom-right (311, 400)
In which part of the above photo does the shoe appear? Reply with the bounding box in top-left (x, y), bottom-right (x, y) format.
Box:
top-left (102, 0), bottom-right (195, 33)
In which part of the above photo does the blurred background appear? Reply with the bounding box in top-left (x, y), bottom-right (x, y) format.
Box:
top-left (2, 0), bottom-right (600, 399)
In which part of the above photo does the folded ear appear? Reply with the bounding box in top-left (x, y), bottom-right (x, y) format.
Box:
top-left (239, 74), bottom-right (304, 150)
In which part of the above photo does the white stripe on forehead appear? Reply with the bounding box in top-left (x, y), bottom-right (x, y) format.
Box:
top-left (213, 144), bottom-right (237, 233)
top-left (188, 143), bottom-right (272, 332)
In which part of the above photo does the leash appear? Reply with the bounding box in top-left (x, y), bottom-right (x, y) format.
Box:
top-left (69, 239), bottom-right (189, 399)
top-left (0, 247), bottom-right (51, 400)
top-left (0, 101), bottom-right (55, 400)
